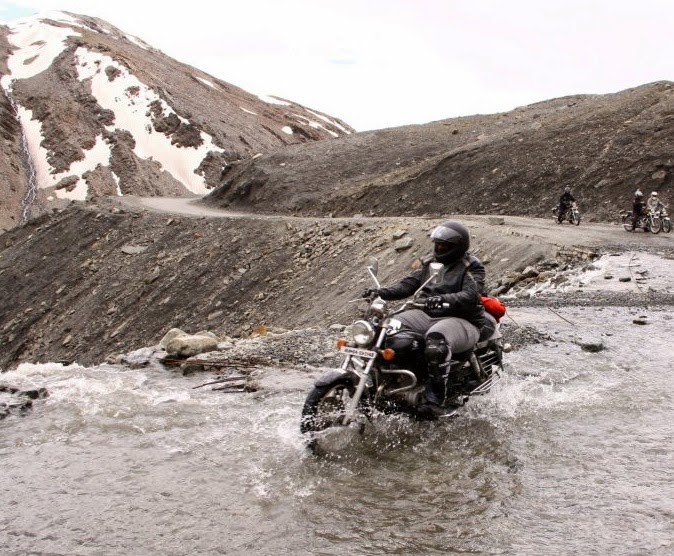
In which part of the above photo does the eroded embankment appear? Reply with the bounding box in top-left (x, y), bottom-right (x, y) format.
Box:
top-left (0, 199), bottom-right (670, 369)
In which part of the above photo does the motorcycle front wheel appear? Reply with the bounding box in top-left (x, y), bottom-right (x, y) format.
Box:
top-left (649, 217), bottom-right (662, 234)
top-left (662, 219), bottom-right (671, 233)
top-left (572, 211), bottom-right (581, 226)
top-left (300, 377), bottom-right (358, 434)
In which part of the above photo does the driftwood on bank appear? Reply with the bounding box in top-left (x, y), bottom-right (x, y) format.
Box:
top-left (192, 376), bottom-right (247, 389)
top-left (162, 357), bottom-right (263, 368)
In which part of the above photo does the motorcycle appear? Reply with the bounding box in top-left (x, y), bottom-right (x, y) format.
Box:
top-left (300, 258), bottom-right (508, 454)
top-left (655, 207), bottom-right (671, 233)
top-left (552, 202), bottom-right (581, 225)
top-left (621, 209), bottom-right (661, 234)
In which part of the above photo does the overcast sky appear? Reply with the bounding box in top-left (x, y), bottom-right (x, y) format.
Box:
top-left (1, 0), bottom-right (673, 131)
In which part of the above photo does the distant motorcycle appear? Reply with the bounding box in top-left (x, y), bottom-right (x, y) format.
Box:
top-left (300, 258), bottom-right (507, 454)
top-left (552, 202), bottom-right (581, 225)
top-left (621, 209), bottom-right (661, 234)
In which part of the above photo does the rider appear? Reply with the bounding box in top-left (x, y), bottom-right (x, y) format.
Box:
top-left (632, 189), bottom-right (646, 228)
top-left (647, 191), bottom-right (666, 214)
top-left (362, 221), bottom-right (486, 419)
top-left (557, 186), bottom-right (575, 223)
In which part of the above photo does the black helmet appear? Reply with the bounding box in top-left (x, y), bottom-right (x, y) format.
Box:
top-left (430, 221), bottom-right (470, 264)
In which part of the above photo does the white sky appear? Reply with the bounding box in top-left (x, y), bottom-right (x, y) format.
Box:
top-left (1, 0), bottom-right (673, 131)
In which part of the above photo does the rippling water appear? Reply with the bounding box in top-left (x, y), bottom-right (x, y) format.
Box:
top-left (1, 306), bottom-right (673, 555)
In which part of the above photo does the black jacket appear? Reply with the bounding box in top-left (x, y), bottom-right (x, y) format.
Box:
top-left (633, 198), bottom-right (646, 215)
top-left (378, 254), bottom-right (486, 329)
top-left (559, 192), bottom-right (575, 207)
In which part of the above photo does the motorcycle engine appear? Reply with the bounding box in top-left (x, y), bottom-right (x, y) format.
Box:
top-left (383, 330), bottom-right (426, 370)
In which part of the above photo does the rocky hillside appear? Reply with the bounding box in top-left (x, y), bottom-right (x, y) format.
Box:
top-left (0, 30), bottom-right (25, 232)
top-left (4, 194), bottom-right (673, 371)
top-left (0, 11), bottom-right (353, 231)
top-left (205, 81), bottom-right (674, 223)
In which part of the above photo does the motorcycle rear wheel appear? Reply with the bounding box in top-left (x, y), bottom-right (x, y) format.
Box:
top-left (622, 213), bottom-right (635, 232)
top-left (300, 378), bottom-right (357, 435)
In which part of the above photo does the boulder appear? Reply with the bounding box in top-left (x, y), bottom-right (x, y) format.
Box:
top-left (165, 333), bottom-right (220, 357)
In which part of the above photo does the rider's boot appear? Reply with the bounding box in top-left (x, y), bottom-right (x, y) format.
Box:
top-left (418, 334), bottom-right (450, 420)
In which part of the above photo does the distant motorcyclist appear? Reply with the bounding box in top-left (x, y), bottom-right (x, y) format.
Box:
top-left (362, 221), bottom-right (485, 419)
top-left (632, 189), bottom-right (646, 228)
top-left (647, 191), bottom-right (666, 214)
top-left (557, 186), bottom-right (575, 223)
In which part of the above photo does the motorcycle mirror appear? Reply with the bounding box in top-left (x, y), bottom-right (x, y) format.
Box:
top-left (412, 262), bottom-right (446, 298)
top-left (367, 257), bottom-right (378, 277)
top-left (366, 257), bottom-right (381, 288)
top-left (429, 262), bottom-right (445, 283)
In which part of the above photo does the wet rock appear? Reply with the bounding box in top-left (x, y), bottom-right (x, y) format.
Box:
top-left (578, 339), bottom-right (605, 353)
top-left (632, 318), bottom-right (649, 325)
top-left (165, 334), bottom-right (219, 358)
top-left (619, 277), bottom-right (632, 282)
top-left (0, 385), bottom-right (48, 419)
top-left (18, 387), bottom-right (49, 400)
top-left (521, 266), bottom-right (539, 278)
top-left (120, 345), bottom-right (167, 368)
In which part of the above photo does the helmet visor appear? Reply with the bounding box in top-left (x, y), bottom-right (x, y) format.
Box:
top-left (430, 225), bottom-right (461, 244)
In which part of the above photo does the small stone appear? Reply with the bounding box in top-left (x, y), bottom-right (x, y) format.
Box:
top-left (121, 244), bottom-right (148, 255)
top-left (632, 318), bottom-right (649, 325)
top-left (394, 237), bottom-right (413, 251)
top-left (619, 277), bottom-right (631, 282)
top-left (580, 340), bottom-right (605, 353)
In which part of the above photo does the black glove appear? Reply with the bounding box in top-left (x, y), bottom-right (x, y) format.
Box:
top-left (424, 296), bottom-right (445, 311)
top-left (361, 288), bottom-right (381, 299)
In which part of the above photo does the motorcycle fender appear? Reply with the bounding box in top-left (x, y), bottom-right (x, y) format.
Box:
top-left (314, 369), bottom-right (355, 388)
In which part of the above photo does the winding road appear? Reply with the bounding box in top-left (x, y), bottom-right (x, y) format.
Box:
top-left (118, 195), bottom-right (674, 254)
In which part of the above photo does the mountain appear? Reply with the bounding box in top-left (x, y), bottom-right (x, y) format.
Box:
top-left (205, 81), bottom-right (674, 223)
top-left (0, 11), bottom-right (354, 231)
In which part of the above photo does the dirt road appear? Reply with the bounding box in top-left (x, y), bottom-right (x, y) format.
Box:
top-left (120, 195), bottom-right (674, 253)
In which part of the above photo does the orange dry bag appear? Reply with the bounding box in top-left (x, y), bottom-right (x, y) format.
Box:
top-left (481, 296), bottom-right (506, 321)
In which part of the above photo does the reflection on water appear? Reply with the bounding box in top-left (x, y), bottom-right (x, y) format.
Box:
top-left (1, 307), bottom-right (673, 555)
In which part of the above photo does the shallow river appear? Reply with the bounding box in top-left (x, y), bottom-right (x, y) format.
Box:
top-left (1, 306), bottom-right (673, 555)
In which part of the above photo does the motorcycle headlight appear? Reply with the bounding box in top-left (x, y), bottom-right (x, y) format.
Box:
top-left (351, 320), bottom-right (375, 347)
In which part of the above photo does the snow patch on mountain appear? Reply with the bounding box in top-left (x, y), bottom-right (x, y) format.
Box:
top-left (307, 109), bottom-right (351, 135)
top-left (196, 76), bottom-right (217, 89)
top-left (75, 48), bottom-right (222, 194)
top-left (2, 13), bottom-right (78, 84)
